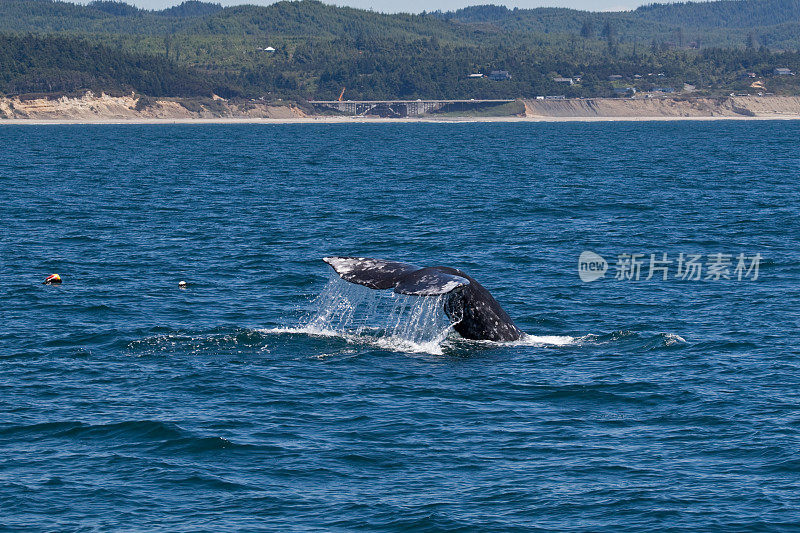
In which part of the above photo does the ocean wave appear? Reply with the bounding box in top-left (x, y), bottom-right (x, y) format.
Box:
top-left (261, 325), bottom-right (578, 355)
top-left (122, 319), bottom-right (685, 361)
top-left (57, 420), bottom-right (185, 441)
top-left (577, 331), bottom-right (688, 350)
top-left (642, 332), bottom-right (688, 350)
top-left (0, 419), bottom-right (267, 456)
top-left (171, 474), bottom-right (261, 491)
top-left (0, 420), bottom-right (184, 445)
top-left (154, 435), bottom-right (272, 454)
top-left (127, 328), bottom-right (271, 356)
top-left (123, 325), bottom-right (687, 359)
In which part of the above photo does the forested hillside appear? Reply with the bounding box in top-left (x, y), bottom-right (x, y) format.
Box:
top-left (5, 0), bottom-right (800, 49)
top-left (0, 0), bottom-right (474, 42)
top-left (438, 1), bottom-right (800, 49)
top-left (0, 34), bottom-right (232, 97)
top-left (636, 0), bottom-right (800, 29)
top-left (1, 0), bottom-right (800, 101)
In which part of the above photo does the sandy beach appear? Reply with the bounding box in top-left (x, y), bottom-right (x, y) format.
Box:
top-left (4, 115), bottom-right (800, 125)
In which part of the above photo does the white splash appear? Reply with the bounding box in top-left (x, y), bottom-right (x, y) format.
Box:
top-left (263, 276), bottom-right (578, 355)
top-left (662, 333), bottom-right (687, 346)
top-left (265, 277), bottom-right (455, 354)
top-left (514, 334), bottom-right (576, 346)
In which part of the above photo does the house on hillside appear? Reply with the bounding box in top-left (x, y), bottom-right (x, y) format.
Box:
top-left (553, 77), bottom-right (574, 85)
top-left (488, 70), bottom-right (511, 81)
top-left (775, 68), bottom-right (795, 76)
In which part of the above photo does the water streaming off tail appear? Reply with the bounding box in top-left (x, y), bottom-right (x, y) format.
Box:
top-left (302, 276), bottom-right (454, 351)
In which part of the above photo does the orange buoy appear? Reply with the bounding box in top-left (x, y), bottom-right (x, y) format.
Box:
top-left (43, 273), bottom-right (62, 285)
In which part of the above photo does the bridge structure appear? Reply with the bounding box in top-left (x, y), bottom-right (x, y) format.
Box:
top-left (308, 99), bottom-right (515, 117)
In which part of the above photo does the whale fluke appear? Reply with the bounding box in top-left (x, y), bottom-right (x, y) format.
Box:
top-left (323, 257), bottom-right (419, 290)
top-left (393, 267), bottom-right (470, 296)
top-left (322, 256), bottom-right (522, 342)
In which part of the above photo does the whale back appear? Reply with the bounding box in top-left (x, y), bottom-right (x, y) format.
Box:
top-left (434, 267), bottom-right (523, 342)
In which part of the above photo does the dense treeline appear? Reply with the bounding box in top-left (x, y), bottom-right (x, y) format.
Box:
top-left (239, 38), bottom-right (800, 100)
top-left (636, 0), bottom-right (800, 29)
top-left (442, 1), bottom-right (800, 30)
top-left (437, 2), bottom-right (800, 49)
top-left (431, 0), bottom-right (800, 49)
top-left (0, 34), bottom-right (230, 96)
top-left (4, 0), bottom-right (800, 50)
top-left (0, 0), bottom-right (476, 44)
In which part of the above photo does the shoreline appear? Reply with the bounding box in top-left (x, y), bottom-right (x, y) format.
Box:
top-left (4, 93), bottom-right (800, 124)
top-left (3, 114), bottom-right (800, 125)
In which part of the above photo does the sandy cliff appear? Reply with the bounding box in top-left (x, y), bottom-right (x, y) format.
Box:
top-left (0, 92), bottom-right (307, 121)
top-left (522, 96), bottom-right (800, 118)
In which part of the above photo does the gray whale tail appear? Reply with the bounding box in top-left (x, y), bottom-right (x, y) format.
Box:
top-left (323, 256), bottom-right (523, 342)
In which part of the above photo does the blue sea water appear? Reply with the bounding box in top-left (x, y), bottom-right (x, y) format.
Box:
top-left (1, 121), bottom-right (800, 531)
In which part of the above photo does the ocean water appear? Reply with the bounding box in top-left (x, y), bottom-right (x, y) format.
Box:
top-left (1, 121), bottom-right (800, 531)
